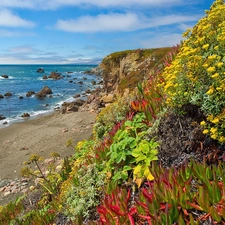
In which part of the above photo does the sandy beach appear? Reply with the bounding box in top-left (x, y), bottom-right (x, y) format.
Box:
top-left (0, 109), bottom-right (97, 180)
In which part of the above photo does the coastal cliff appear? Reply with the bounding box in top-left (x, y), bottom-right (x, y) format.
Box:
top-left (94, 47), bottom-right (172, 95)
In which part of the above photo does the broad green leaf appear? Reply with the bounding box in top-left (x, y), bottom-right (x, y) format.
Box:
top-left (123, 165), bottom-right (132, 171)
top-left (136, 154), bottom-right (146, 162)
top-left (132, 148), bottom-right (142, 157)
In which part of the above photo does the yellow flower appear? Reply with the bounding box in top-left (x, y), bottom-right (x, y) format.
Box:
top-left (210, 127), bottom-right (217, 134)
top-left (200, 121), bottom-right (206, 126)
top-left (208, 55), bottom-right (217, 60)
top-left (216, 62), bottom-right (223, 67)
top-left (206, 87), bottom-right (214, 95)
top-left (211, 134), bottom-right (217, 139)
top-left (203, 129), bottom-right (209, 134)
top-left (219, 136), bottom-right (225, 143)
top-left (212, 118), bottom-right (219, 123)
top-left (207, 67), bottom-right (216, 73)
top-left (207, 114), bottom-right (214, 121)
top-left (214, 46), bottom-right (219, 50)
top-left (211, 73), bottom-right (219, 78)
top-left (202, 44), bottom-right (209, 50)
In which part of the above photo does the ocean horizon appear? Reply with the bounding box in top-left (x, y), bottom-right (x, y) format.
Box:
top-left (0, 64), bottom-right (100, 128)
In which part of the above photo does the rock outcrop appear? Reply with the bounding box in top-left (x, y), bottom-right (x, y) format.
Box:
top-left (26, 91), bottom-right (35, 97)
top-left (36, 68), bottom-right (44, 73)
top-left (1, 75), bottom-right (9, 79)
top-left (0, 115), bottom-right (6, 120)
top-left (4, 92), bottom-right (12, 97)
top-left (0, 94), bottom-right (4, 99)
top-left (35, 86), bottom-right (53, 98)
top-left (48, 71), bottom-right (61, 79)
top-left (94, 48), bottom-right (172, 95)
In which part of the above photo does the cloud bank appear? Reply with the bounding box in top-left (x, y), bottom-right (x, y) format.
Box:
top-left (55, 13), bottom-right (201, 33)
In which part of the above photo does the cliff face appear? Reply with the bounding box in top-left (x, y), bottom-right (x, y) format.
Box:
top-left (95, 47), bottom-right (172, 95)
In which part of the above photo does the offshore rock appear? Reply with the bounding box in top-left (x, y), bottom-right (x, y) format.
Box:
top-left (48, 71), bottom-right (61, 79)
top-left (1, 74), bottom-right (9, 78)
top-left (36, 68), bottom-right (44, 73)
top-left (35, 86), bottom-right (53, 98)
top-left (26, 91), bottom-right (35, 97)
top-left (4, 92), bottom-right (12, 97)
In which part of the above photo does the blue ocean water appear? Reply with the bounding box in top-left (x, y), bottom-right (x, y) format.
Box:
top-left (0, 64), bottom-right (100, 128)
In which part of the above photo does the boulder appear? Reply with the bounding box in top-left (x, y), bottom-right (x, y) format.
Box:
top-left (21, 113), bottom-right (30, 118)
top-left (91, 80), bottom-right (96, 85)
top-left (48, 71), bottom-right (61, 79)
top-left (83, 77), bottom-right (87, 80)
top-left (26, 91), bottom-right (35, 97)
top-left (4, 92), bottom-right (12, 97)
top-left (61, 102), bottom-right (79, 113)
top-left (0, 115), bottom-right (6, 120)
top-left (100, 94), bottom-right (114, 104)
top-left (85, 89), bottom-right (91, 94)
top-left (0, 94), bottom-right (4, 99)
top-left (1, 74), bottom-right (8, 78)
top-left (37, 68), bottom-right (44, 73)
top-left (73, 94), bottom-right (80, 98)
top-left (35, 86), bottom-right (53, 98)
top-left (74, 99), bottom-right (85, 107)
top-left (19, 96), bottom-right (24, 99)
top-left (78, 81), bottom-right (83, 85)
top-left (42, 75), bottom-right (48, 79)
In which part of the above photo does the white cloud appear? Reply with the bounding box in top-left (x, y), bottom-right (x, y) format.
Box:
top-left (141, 33), bottom-right (183, 48)
top-left (0, 0), bottom-right (184, 10)
top-left (0, 9), bottom-right (35, 27)
top-left (55, 13), bottom-right (201, 33)
top-left (8, 45), bottom-right (38, 54)
top-left (55, 13), bottom-right (139, 32)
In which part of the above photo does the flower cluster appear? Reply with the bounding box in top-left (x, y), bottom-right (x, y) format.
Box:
top-left (162, 0), bottom-right (225, 143)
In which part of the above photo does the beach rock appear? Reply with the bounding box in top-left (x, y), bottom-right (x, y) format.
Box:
top-left (73, 94), bottom-right (80, 98)
top-left (85, 89), bottom-right (91, 94)
top-left (91, 80), bottom-right (96, 85)
top-left (4, 92), bottom-right (12, 97)
top-left (100, 94), bottom-right (114, 104)
top-left (3, 121), bottom-right (8, 125)
top-left (26, 91), bottom-right (35, 97)
top-left (21, 113), bottom-right (30, 118)
top-left (61, 102), bottom-right (79, 113)
top-left (37, 68), bottom-right (44, 73)
top-left (97, 80), bottom-right (103, 85)
top-left (42, 75), bottom-right (48, 79)
top-left (35, 86), bottom-right (53, 98)
top-left (1, 74), bottom-right (9, 78)
top-left (74, 99), bottom-right (85, 106)
top-left (0, 94), bottom-right (4, 99)
top-left (0, 115), bottom-right (6, 120)
top-left (48, 71), bottom-right (61, 79)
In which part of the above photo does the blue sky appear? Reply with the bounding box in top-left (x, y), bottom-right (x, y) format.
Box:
top-left (0, 0), bottom-right (214, 64)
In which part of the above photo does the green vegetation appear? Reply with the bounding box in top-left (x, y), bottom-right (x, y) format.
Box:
top-left (0, 1), bottom-right (225, 224)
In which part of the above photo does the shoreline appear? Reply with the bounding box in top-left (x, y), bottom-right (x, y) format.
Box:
top-left (0, 108), bottom-right (97, 180)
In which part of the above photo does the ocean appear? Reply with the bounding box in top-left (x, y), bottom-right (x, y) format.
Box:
top-left (0, 64), bottom-right (100, 128)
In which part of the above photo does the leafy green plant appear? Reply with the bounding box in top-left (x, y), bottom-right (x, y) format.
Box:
top-left (61, 163), bottom-right (106, 222)
top-left (105, 112), bottom-right (159, 185)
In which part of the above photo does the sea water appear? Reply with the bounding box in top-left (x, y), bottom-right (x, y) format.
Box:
top-left (0, 64), bottom-right (100, 128)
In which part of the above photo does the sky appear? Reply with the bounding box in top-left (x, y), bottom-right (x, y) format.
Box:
top-left (0, 0), bottom-right (215, 64)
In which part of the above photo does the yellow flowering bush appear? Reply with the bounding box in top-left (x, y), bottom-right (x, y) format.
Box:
top-left (162, 0), bottom-right (225, 143)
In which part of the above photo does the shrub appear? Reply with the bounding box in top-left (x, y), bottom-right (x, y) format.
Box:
top-left (162, 0), bottom-right (225, 143)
